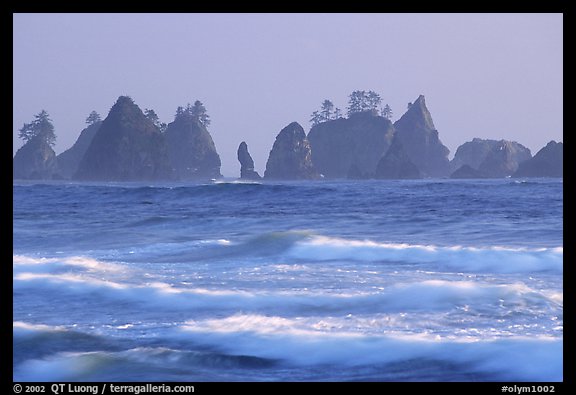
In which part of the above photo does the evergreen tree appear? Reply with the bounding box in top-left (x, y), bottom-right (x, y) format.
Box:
top-left (86, 111), bottom-right (101, 125)
top-left (347, 90), bottom-right (365, 116)
top-left (190, 100), bottom-right (211, 128)
top-left (145, 109), bottom-right (167, 132)
top-left (18, 110), bottom-right (56, 146)
top-left (366, 91), bottom-right (382, 112)
top-left (310, 111), bottom-right (323, 127)
top-left (333, 107), bottom-right (342, 119)
top-left (320, 100), bottom-right (335, 121)
top-left (347, 90), bottom-right (382, 116)
top-left (381, 104), bottom-right (393, 120)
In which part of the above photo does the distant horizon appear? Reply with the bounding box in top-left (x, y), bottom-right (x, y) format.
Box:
top-left (13, 13), bottom-right (563, 177)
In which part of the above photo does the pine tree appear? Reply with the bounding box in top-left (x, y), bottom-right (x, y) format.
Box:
top-left (190, 100), bottom-right (211, 128)
top-left (381, 104), bottom-right (393, 120)
top-left (86, 111), bottom-right (101, 125)
top-left (18, 110), bottom-right (56, 146)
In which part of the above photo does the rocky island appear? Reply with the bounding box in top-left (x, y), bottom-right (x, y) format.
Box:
top-left (264, 122), bottom-right (318, 180)
top-left (237, 141), bottom-right (261, 180)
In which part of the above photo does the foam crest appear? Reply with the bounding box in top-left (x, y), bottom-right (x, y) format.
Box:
top-left (13, 272), bottom-right (561, 314)
top-left (13, 255), bottom-right (124, 273)
top-left (288, 236), bottom-right (563, 273)
top-left (13, 321), bottom-right (67, 336)
top-left (179, 314), bottom-right (562, 381)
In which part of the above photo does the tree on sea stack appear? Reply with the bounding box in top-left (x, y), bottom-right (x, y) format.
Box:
top-left (310, 99), bottom-right (341, 126)
top-left (190, 100), bottom-right (211, 128)
top-left (18, 110), bottom-right (56, 147)
top-left (347, 90), bottom-right (382, 116)
top-left (381, 104), bottom-right (393, 120)
top-left (145, 109), bottom-right (167, 132)
top-left (86, 111), bottom-right (101, 125)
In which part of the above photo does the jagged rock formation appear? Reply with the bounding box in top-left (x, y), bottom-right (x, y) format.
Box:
top-left (237, 141), bottom-right (261, 180)
top-left (477, 140), bottom-right (531, 178)
top-left (164, 116), bottom-right (222, 180)
top-left (450, 138), bottom-right (500, 173)
top-left (75, 96), bottom-right (172, 181)
top-left (512, 141), bottom-right (563, 178)
top-left (13, 136), bottom-right (57, 179)
top-left (307, 112), bottom-right (395, 178)
top-left (393, 95), bottom-right (450, 177)
top-left (449, 138), bottom-right (531, 178)
top-left (375, 138), bottom-right (422, 179)
top-left (55, 121), bottom-right (102, 179)
top-left (264, 122), bottom-right (319, 180)
top-left (450, 164), bottom-right (485, 179)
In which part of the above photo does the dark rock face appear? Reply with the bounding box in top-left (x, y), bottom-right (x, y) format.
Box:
top-left (450, 138), bottom-right (532, 178)
top-left (393, 95), bottom-right (450, 177)
top-left (55, 121), bottom-right (102, 179)
top-left (264, 121), bottom-right (319, 180)
top-left (513, 141), bottom-right (563, 178)
top-left (237, 141), bottom-right (261, 180)
top-left (450, 138), bottom-right (500, 173)
top-left (375, 138), bottom-right (421, 179)
top-left (450, 164), bottom-right (485, 179)
top-left (75, 96), bottom-right (172, 181)
top-left (13, 136), bottom-right (57, 179)
top-left (478, 140), bottom-right (531, 178)
top-left (307, 112), bottom-right (395, 178)
top-left (164, 117), bottom-right (222, 180)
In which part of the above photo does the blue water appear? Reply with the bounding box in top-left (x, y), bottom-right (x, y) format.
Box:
top-left (13, 179), bottom-right (563, 381)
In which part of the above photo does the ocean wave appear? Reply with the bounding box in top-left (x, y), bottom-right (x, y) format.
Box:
top-left (178, 313), bottom-right (562, 381)
top-left (13, 270), bottom-right (562, 315)
top-left (13, 346), bottom-right (277, 382)
top-left (287, 236), bottom-right (563, 274)
top-left (13, 255), bottom-right (125, 274)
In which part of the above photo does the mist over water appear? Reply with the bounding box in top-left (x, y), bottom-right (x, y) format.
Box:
top-left (13, 179), bottom-right (563, 381)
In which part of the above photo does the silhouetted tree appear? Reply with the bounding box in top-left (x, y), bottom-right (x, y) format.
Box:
top-left (347, 90), bottom-right (365, 116)
top-left (347, 90), bottom-right (381, 116)
top-left (190, 100), bottom-right (211, 128)
top-left (145, 109), bottom-right (167, 132)
top-left (333, 107), bottom-right (342, 119)
top-left (365, 91), bottom-right (382, 112)
top-left (18, 110), bottom-right (56, 146)
top-left (381, 104), bottom-right (393, 120)
top-left (310, 110), bottom-right (323, 127)
top-left (310, 99), bottom-right (342, 126)
top-left (320, 100), bottom-right (335, 121)
top-left (86, 111), bottom-right (101, 125)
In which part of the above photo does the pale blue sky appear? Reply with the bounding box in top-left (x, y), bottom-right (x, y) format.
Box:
top-left (13, 13), bottom-right (563, 177)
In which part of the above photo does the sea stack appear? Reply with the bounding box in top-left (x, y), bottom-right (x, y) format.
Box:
top-left (477, 140), bottom-right (531, 178)
top-left (393, 95), bottom-right (450, 177)
top-left (307, 111), bottom-right (395, 179)
top-left (75, 96), bottom-right (172, 181)
top-left (13, 136), bottom-right (57, 180)
top-left (237, 141), bottom-right (261, 180)
top-left (56, 121), bottom-right (102, 179)
top-left (512, 141), bottom-right (563, 178)
top-left (164, 112), bottom-right (222, 180)
top-left (374, 138), bottom-right (422, 179)
top-left (264, 121), bottom-right (319, 180)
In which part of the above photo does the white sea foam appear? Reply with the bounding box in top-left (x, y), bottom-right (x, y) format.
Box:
top-left (178, 313), bottom-right (562, 381)
top-left (13, 271), bottom-right (562, 314)
top-left (13, 255), bottom-right (124, 273)
top-left (13, 321), bottom-right (67, 336)
top-left (288, 236), bottom-right (563, 273)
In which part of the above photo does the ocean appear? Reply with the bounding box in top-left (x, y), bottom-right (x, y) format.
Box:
top-left (13, 179), bottom-right (563, 382)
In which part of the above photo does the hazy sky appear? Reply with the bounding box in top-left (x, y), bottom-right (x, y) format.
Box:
top-left (13, 13), bottom-right (562, 177)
